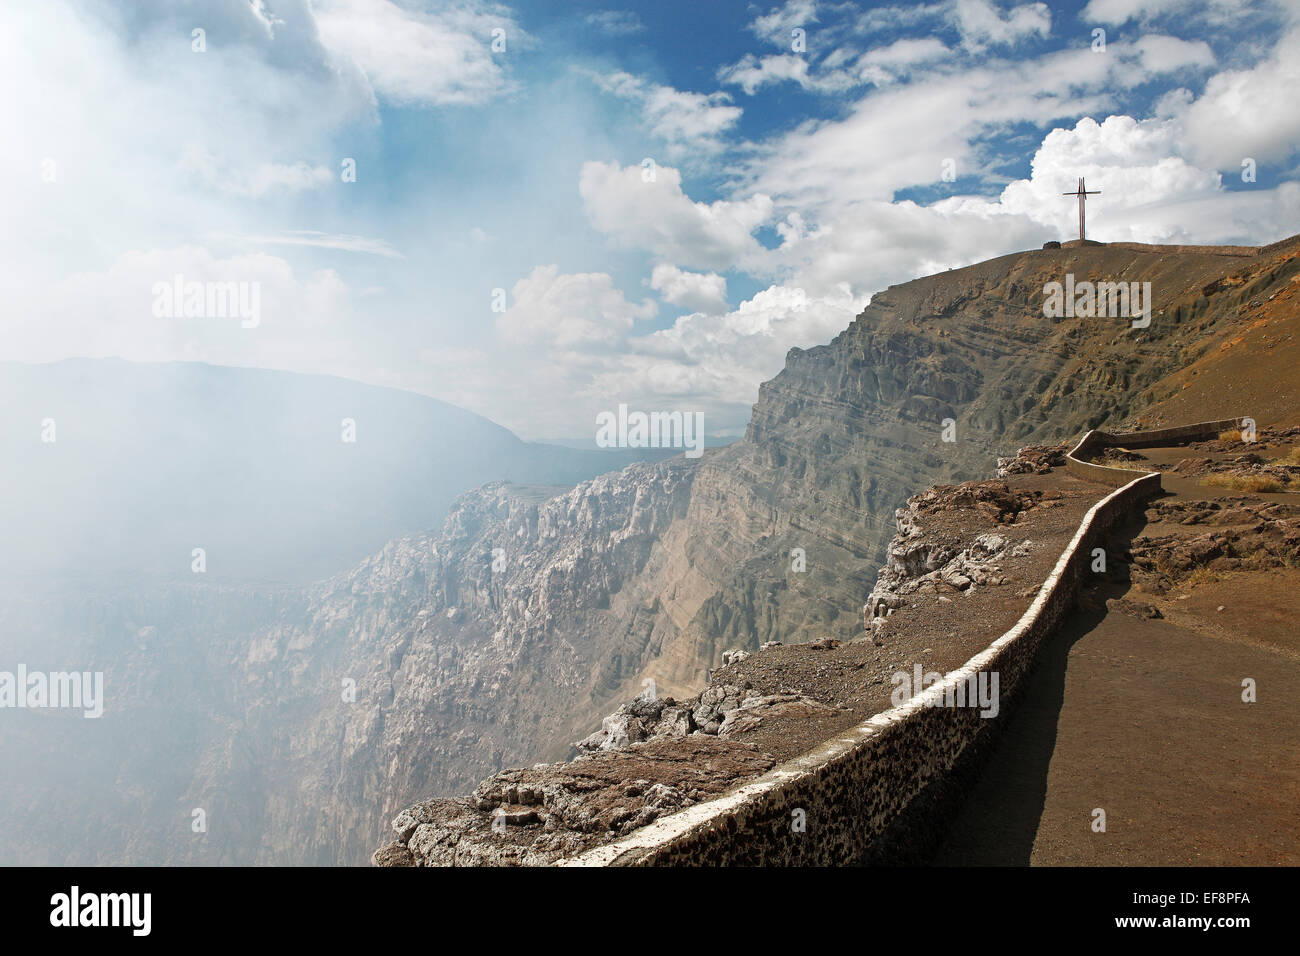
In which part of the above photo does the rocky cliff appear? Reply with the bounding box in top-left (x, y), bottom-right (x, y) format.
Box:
top-left (8, 238), bottom-right (1295, 866)
top-left (261, 235), bottom-right (1300, 864)
top-left (328, 236), bottom-right (1296, 863)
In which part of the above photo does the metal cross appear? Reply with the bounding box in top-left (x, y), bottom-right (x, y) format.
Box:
top-left (1063, 177), bottom-right (1101, 242)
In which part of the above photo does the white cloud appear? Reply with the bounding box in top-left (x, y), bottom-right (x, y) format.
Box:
top-left (590, 72), bottom-right (742, 157)
top-left (585, 11), bottom-right (645, 36)
top-left (860, 36), bottom-right (954, 69)
top-left (750, 0), bottom-right (822, 46)
top-left (496, 265), bottom-right (657, 350)
top-left (997, 116), bottom-right (1224, 235)
top-left (1132, 34), bottom-right (1216, 73)
top-left (719, 53), bottom-right (858, 94)
top-left (0, 246), bottom-right (360, 369)
top-left (180, 145), bottom-right (335, 197)
top-left (222, 231), bottom-right (405, 258)
top-left (309, 0), bottom-right (518, 106)
top-left (579, 161), bottom-right (774, 272)
top-left (1164, 25), bottom-right (1300, 168)
top-left (585, 284), bottom-right (863, 411)
top-left (950, 0), bottom-right (1051, 51)
top-left (648, 265), bottom-right (729, 314)
top-left (737, 27), bottom-right (1253, 216)
top-left (744, 61), bottom-right (1099, 210)
top-left (1081, 0), bottom-right (1263, 25)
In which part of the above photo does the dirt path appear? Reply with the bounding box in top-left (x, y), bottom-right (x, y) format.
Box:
top-left (932, 440), bottom-right (1300, 865)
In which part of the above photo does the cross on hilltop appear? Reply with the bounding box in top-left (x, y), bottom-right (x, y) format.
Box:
top-left (1063, 177), bottom-right (1100, 242)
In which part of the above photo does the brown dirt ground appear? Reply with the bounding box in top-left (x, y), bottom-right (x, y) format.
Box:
top-left (707, 469), bottom-right (1108, 764)
top-left (1131, 244), bottom-right (1300, 429)
top-left (932, 437), bottom-right (1300, 865)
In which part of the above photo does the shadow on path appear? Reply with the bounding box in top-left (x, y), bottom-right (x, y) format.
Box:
top-left (926, 513), bottom-right (1147, 865)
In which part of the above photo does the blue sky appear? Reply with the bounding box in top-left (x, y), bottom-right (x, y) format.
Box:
top-left (4, 0), bottom-right (1298, 440)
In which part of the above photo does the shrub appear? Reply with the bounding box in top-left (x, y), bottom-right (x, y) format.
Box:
top-left (1203, 473), bottom-right (1285, 493)
top-left (1182, 566), bottom-right (1221, 590)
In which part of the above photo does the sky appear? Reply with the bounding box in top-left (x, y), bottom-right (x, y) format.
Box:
top-left (4, 0), bottom-right (1299, 441)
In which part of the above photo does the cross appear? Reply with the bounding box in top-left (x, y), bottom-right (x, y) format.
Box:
top-left (1063, 177), bottom-right (1101, 242)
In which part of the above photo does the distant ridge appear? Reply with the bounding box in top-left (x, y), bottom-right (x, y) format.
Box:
top-left (0, 358), bottom-right (674, 583)
top-left (1056, 233), bottom-right (1300, 257)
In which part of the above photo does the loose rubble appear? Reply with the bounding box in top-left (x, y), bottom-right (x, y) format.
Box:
top-left (864, 480), bottom-right (1043, 641)
top-left (997, 443), bottom-right (1068, 477)
top-left (1126, 498), bottom-right (1300, 593)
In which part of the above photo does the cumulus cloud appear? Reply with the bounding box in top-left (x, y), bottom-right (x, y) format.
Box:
top-left (579, 161), bottom-right (774, 272)
top-left (648, 265), bottom-right (729, 314)
top-left (1162, 25), bottom-right (1300, 169)
top-left (584, 284), bottom-right (863, 413)
top-left (496, 265), bottom-right (657, 350)
top-left (770, 111), bottom-right (1296, 301)
top-left (1001, 116), bottom-right (1222, 219)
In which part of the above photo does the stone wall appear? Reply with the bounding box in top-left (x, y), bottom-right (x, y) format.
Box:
top-left (1064, 417), bottom-right (1245, 486)
top-left (560, 439), bottom-right (1188, 866)
top-left (1099, 242), bottom-right (1260, 257)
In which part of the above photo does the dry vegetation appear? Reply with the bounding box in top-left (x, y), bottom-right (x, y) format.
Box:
top-left (1202, 473), bottom-right (1293, 493)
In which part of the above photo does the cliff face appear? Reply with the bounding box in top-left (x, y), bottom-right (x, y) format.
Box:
top-left (205, 236), bottom-right (1300, 864)
top-left (183, 463), bottom-right (697, 864)
top-left (6, 239), bottom-right (1294, 866)
top-left (313, 237), bottom-right (1294, 863)
top-left (632, 237), bottom-right (1300, 692)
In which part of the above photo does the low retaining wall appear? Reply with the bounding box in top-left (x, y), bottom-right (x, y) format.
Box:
top-left (557, 418), bottom-right (1249, 866)
top-left (1064, 417), bottom-right (1245, 487)
top-left (562, 473), bottom-right (1163, 866)
top-left (1100, 242), bottom-right (1260, 257)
